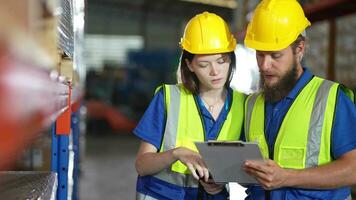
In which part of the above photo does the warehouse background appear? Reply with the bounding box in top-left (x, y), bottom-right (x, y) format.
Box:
top-left (1, 0), bottom-right (355, 199)
top-left (80, 0), bottom-right (356, 199)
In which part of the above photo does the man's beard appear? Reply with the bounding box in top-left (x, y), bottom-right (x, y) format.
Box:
top-left (260, 61), bottom-right (298, 103)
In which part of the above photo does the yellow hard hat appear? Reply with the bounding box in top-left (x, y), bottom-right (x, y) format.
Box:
top-left (180, 11), bottom-right (236, 54)
top-left (244, 0), bottom-right (311, 51)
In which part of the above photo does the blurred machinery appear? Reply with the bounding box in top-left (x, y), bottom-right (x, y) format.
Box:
top-left (84, 50), bottom-right (179, 134)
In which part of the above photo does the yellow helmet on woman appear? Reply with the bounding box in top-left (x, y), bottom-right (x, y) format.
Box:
top-left (180, 11), bottom-right (236, 54)
top-left (244, 0), bottom-right (311, 51)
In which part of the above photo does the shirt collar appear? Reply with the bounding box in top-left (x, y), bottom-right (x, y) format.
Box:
top-left (286, 67), bottom-right (313, 100)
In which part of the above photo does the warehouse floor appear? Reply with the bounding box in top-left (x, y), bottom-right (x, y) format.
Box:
top-left (79, 133), bottom-right (139, 200)
top-left (78, 133), bottom-right (356, 200)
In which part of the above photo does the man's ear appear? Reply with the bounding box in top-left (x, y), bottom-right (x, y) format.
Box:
top-left (296, 40), bottom-right (305, 60)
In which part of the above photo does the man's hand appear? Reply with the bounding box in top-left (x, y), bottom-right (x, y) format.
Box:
top-left (243, 159), bottom-right (291, 190)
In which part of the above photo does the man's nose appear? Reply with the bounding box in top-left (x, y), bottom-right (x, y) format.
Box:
top-left (258, 56), bottom-right (272, 72)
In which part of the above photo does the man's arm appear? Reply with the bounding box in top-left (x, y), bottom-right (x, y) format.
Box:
top-left (243, 149), bottom-right (356, 190)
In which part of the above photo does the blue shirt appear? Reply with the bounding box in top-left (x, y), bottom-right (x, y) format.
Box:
top-left (245, 68), bottom-right (356, 199)
top-left (134, 87), bottom-right (236, 199)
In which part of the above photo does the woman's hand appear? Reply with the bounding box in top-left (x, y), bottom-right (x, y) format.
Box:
top-left (199, 180), bottom-right (225, 195)
top-left (173, 147), bottom-right (209, 181)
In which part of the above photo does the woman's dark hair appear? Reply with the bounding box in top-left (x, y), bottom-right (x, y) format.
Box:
top-left (178, 50), bottom-right (236, 94)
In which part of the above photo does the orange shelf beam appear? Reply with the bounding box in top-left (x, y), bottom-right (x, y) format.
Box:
top-left (304, 0), bottom-right (356, 22)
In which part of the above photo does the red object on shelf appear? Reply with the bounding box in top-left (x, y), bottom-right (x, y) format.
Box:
top-left (56, 85), bottom-right (71, 135)
top-left (0, 49), bottom-right (69, 170)
top-left (303, 0), bottom-right (356, 22)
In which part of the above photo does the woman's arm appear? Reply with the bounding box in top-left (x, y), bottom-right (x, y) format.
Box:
top-left (135, 141), bottom-right (210, 181)
top-left (135, 141), bottom-right (177, 176)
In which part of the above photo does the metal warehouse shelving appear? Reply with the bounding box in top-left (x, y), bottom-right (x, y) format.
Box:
top-left (303, 0), bottom-right (356, 81)
top-left (0, 48), bottom-right (83, 200)
top-left (0, 0), bottom-right (85, 199)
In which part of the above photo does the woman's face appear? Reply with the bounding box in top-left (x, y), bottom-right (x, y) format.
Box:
top-left (186, 53), bottom-right (231, 91)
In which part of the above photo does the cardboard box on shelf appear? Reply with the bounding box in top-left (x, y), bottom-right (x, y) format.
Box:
top-left (0, 0), bottom-right (58, 36)
top-left (60, 57), bottom-right (74, 82)
top-left (0, 0), bottom-right (41, 33)
top-left (15, 133), bottom-right (51, 171)
top-left (33, 16), bottom-right (59, 67)
top-left (0, 0), bottom-right (60, 70)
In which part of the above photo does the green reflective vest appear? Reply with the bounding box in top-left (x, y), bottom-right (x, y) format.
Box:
top-left (245, 77), bottom-right (339, 169)
top-left (154, 84), bottom-right (245, 187)
top-left (340, 85), bottom-right (355, 104)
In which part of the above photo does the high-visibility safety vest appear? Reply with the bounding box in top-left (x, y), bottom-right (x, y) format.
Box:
top-left (245, 77), bottom-right (338, 169)
top-left (137, 84), bottom-right (245, 199)
top-left (340, 85), bottom-right (355, 104)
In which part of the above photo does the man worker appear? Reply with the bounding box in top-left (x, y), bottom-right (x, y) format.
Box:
top-left (242, 0), bottom-right (356, 199)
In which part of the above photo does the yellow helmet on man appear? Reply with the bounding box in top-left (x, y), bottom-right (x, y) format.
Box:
top-left (244, 0), bottom-right (311, 51)
top-left (180, 11), bottom-right (236, 54)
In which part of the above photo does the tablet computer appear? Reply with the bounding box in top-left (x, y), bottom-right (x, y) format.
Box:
top-left (195, 141), bottom-right (263, 184)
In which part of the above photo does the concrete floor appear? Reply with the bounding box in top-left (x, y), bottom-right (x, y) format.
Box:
top-left (79, 134), bottom-right (139, 200)
top-left (78, 133), bottom-right (356, 200)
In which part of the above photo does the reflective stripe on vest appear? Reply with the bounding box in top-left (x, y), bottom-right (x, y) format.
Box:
top-left (136, 192), bottom-right (158, 200)
top-left (245, 77), bottom-right (338, 169)
top-left (244, 92), bottom-right (270, 159)
top-left (155, 84), bottom-right (245, 186)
